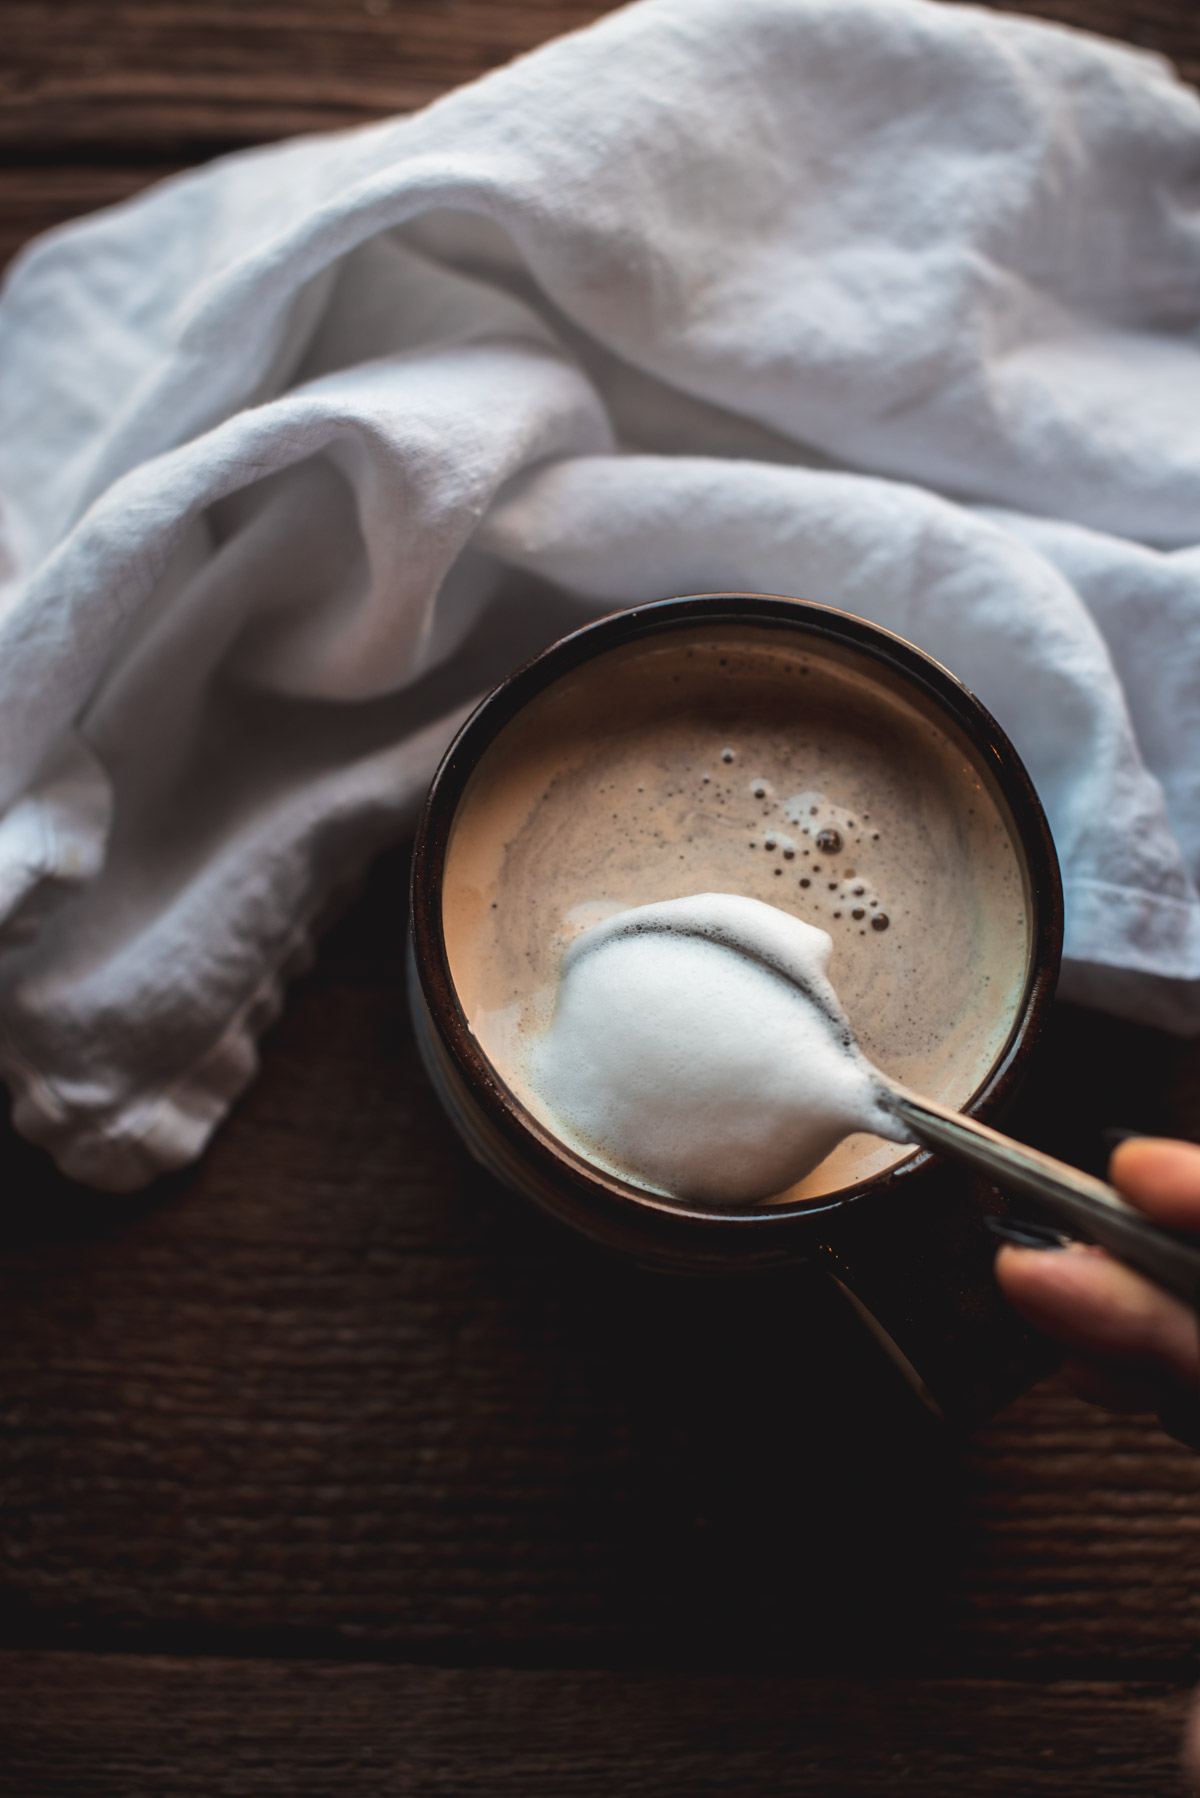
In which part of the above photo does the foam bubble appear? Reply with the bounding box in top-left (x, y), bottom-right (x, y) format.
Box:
top-left (526, 894), bottom-right (906, 1206)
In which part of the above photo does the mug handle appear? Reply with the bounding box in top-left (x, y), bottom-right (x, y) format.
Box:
top-left (814, 1159), bottom-right (1059, 1429)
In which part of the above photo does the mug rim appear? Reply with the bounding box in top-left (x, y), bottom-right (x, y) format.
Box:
top-left (410, 592), bottom-right (1063, 1239)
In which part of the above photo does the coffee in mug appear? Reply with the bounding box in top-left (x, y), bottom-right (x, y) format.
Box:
top-left (409, 595), bottom-right (1062, 1427)
top-left (442, 623), bottom-right (1028, 1202)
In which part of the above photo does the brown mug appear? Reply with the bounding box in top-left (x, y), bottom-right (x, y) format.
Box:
top-left (408, 594), bottom-right (1063, 1428)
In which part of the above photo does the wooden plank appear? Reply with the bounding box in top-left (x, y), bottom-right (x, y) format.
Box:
top-left (0, 1), bottom-right (1194, 162)
top-left (1, 2), bottom-right (1197, 275)
top-left (0, 1655), bottom-right (1192, 1796)
top-left (961, 1387), bottom-right (1200, 1662)
top-left (0, 3), bottom-right (628, 155)
top-left (2, 853), bottom-right (1199, 1668)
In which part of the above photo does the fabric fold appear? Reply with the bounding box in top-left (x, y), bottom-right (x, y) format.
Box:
top-left (0, 0), bottom-right (1198, 1186)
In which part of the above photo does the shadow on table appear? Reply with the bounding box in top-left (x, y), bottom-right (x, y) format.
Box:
top-left (0, 849), bottom-right (1193, 1677)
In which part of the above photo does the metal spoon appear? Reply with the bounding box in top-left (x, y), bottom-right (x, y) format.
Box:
top-left (881, 1084), bottom-right (1200, 1309)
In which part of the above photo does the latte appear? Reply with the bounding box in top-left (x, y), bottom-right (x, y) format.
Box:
top-left (441, 621), bottom-right (1030, 1202)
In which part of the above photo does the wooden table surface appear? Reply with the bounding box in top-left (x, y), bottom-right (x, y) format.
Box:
top-left (3, 3), bottom-right (1200, 1793)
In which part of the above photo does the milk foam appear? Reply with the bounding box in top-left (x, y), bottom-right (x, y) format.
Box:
top-left (528, 895), bottom-right (907, 1205)
top-left (441, 625), bottom-right (1030, 1201)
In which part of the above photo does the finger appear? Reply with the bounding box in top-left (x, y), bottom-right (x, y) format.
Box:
top-left (1108, 1137), bottom-right (1200, 1230)
top-left (994, 1241), bottom-right (1200, 1387)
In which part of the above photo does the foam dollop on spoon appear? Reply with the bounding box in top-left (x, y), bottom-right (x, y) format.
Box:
top-left (529, 893), bottom-right (904, 1204)
top-left (528, 894), bottom-right (1200, 1305)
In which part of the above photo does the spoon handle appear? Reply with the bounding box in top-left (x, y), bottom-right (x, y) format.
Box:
top-left (883, 1086), bottom-right (1200, 1310)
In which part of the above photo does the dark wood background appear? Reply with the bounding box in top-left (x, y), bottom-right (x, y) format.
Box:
top-left (4, 4), bottom-right (1200, 1793)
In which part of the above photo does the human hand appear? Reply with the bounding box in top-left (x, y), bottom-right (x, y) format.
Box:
top-left (995, 1137), bottom-right (1200, 1435)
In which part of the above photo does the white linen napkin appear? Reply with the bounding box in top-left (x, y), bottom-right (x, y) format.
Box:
top-left (1, 0), bottom-right (1199, 1189)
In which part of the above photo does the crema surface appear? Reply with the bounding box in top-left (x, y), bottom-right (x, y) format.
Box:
top-left (441, 625), bottom-right (1030, 1201)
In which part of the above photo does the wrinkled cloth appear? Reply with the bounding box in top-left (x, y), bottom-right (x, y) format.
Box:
top-left (1, 0), bottom-right (1199, 1189)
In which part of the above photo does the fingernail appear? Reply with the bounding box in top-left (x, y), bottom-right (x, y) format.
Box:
top-left (985, 1215), bottom-right (1073, 1250)
top-left (1101, 1126), bottom-right (1147, 1152)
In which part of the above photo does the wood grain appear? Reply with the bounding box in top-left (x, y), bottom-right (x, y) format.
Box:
top-left (3, 4), bottom-right (1200, 1795)
top-left (0, 0), bottom-right (1194, 163)
top-left (1, 857), bottom-right (1198, 1674)
top-left (0, 1655), bottom-right (1193, 1796)
top-left (1, 0), bottom-right (1195, 274)
top-left (0, 2), bottom-right (629, 155)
